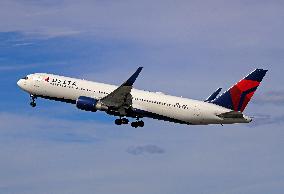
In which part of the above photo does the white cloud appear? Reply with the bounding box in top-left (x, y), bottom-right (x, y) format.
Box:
top-left (254, 91), bottom-right (284, 105)
top-left (126, 144), bottom-right (165, 155)
top-left (0, 112), bottom-right (284, 194)
top-left (0, 0), bottom-right (283, 48)
top-left (0, 64), bottom-right (38, 71)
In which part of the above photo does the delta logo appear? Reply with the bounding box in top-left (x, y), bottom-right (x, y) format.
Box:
top-left (45, 77), bottom-right (77, 87)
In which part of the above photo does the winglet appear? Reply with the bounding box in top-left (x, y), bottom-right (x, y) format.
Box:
top-left (205, 88), bottom-right (222, 102)
top-left (123, 67), bottom-right (143, 86)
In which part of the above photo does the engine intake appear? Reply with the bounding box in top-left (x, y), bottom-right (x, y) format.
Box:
top-left (76, 96), bottom-right (108, 112)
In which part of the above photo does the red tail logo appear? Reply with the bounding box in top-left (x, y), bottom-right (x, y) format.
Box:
top-left (230, 80), bottom-right (260, 112)
top-left (211, 69), bottom-right (267, 112)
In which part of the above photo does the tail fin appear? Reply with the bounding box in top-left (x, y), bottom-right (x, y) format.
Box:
top-left (211, 69), bottom-right (268, 112)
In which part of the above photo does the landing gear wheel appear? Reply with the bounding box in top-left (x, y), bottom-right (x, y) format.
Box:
top-left (115, 118), bottom-right (129, 125)
top-left (30, 102), bottom-right (36, 107)
top-left (138, 120), bottom-right (144, 127)
top-left (131, 122), bottom-right (139, 128)
top-left (115, 119), bottom-right (122, 125)
top-left (131, 120), bottom-right (144, 128)
top-left (122, 118), bottom-right (129, 124)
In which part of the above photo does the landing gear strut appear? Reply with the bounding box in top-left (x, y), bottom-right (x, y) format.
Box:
top-left (115, 118), bottom-right (129, 125)
top-left (30, 94), bottom-right (37, 107)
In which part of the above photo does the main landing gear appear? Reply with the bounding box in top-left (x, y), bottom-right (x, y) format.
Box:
top-left (115, 118), bottom-right (129, 125)
top-left (30, 94), bottom-right (37, 107)
top-left (114, 118), bottom-right (144, 128)
top-left (131, 120), bottom-right (144, 128)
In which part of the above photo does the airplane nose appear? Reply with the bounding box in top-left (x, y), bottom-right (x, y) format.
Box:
top-left (17, 79), bottom-right (23, 88)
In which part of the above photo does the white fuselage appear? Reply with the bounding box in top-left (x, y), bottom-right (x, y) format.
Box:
top-left (17, 73), bottom-right (252, 125)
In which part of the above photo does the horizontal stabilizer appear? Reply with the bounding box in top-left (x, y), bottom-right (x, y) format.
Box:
top-left (205, 88), bottom-right (222, 102)
top-left (217, 111), bottom-right (244, 119)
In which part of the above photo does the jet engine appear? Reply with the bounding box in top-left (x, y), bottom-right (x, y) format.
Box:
top-left (76, 96), bottom-right (108, 112)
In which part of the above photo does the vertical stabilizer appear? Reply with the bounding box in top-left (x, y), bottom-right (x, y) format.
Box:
top-left (211, 69), bottom-right (268, 112)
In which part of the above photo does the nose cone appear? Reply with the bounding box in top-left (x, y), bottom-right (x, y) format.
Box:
top-left (17, 79), bottom-right (26, 90)
top-left (17, 79), bottom-right (22, 88)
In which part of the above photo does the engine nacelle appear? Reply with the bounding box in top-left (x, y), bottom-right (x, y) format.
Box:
top-left (76, 96), bottom-right (108, 112)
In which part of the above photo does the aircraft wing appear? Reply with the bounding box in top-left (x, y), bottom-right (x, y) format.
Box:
top-left (100, 67), bottom-right (143, 112)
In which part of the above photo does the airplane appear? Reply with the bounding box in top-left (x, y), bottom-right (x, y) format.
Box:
top-left (17, 68), bottom-right (267, 128)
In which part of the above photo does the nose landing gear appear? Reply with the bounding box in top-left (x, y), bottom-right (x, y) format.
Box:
top-left (30, 94), bottom-right (37, 107)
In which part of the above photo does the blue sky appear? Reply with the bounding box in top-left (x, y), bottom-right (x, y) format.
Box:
top-left (0, 0), bottom-right (284, 194)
